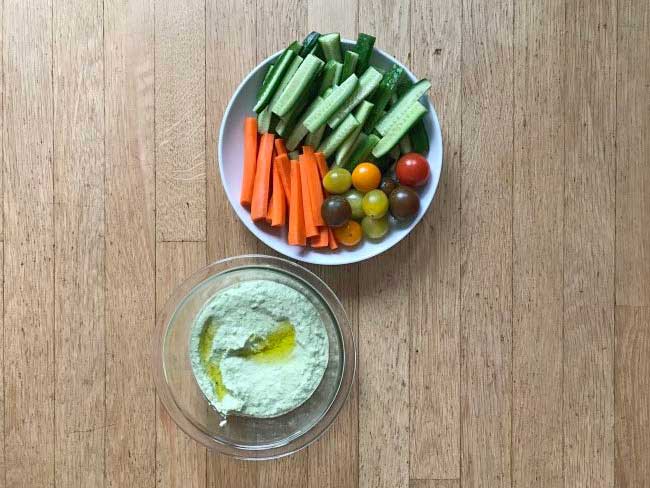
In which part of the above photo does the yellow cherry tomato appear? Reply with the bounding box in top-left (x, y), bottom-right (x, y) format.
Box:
top-left (351, 162), bottom-right (381, 192)
top-left (333, 220), bottom-right (363, 247)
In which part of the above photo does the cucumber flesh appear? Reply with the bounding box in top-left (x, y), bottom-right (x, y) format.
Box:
top-left (376, 79), bottom-right (431, 135)
top-left (341, 50), bottom-right (359, 81)
top-left (272, 54), bottom-right (324, 118)
top-left (318, 32), bottom-right (342, 62)
top-left (253, 47), bottom-right (296, 112)
top-left (365, 64), bottom-right (405, 130)
top-left (303, 74), bottom-right (358, 133)
top-left (332, 62), bottom-right (343, 85)
top-left (267, 55), bottom-right (303, 110)
top-left (373, 101), bottom-right (427, 158)
top-left (317, 114), bottom-right (360, 158)
top-left (327, 66), bottom-right (382, 129)
top-left (286, 96), bottom-right (324, 151)
top-left (300, 31), bottom-right (320, 57)
top-left (318, 59), bottom-right (342, 94)
top-left (257, 106), bottom-right (272, 134)
top-left (305, 123), bottom-right (326, 148)
top-left (335, 100), bottom-right (374, 166)
top-left (353, 33), bottom-right (376, 75)
top-left (345, 133), bottom-right (380, 171)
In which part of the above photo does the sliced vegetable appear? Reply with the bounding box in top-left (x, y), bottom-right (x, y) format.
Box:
top-left (327, 66), bottom-right (382, 129)
top-left (254, 46), bottom-right (297, 113)
top-left (375, 79), bottom-right (431, 136)
top-left (270, 160), bottom-right (286, 227)
top-left (299, 31), bottom-right (321, 57)
top-left (261, 54), bottom-right (303, 128)
top-left (399, 133), bottom-right (412, 153)
top-left (335, 100), bottom-right (374, 166)
top-left (276, 78), bottom-right (321, 138)
top-left (257, 106), bottom-right (272, 133)
top-left (299, 154), bottom-right (319, 238)
top-left (389, 144), bottom-right (401, 160)
top-left (352, 33), bottom-right (376, 75)
top-left (274, 153), bottom-right (292, 202)
top-left (409, 119), bottom-right (429, 155)
top-left (318, 59), bottom-right (343, 94)
top-left (305, 124), bottom-right (326, 148)
top-left (288, 150), bottom-right (300, 160)
top-left (373, 101), bottom-right (427, 158)
top-left (251, 133), bottom-right (275, 221)
top-left (341, 50), bottom-right (359, 81)
top-left (318, 32), bottom-right (342, 62)
top-left (310, 227), bottom-right (329, 248)
top-left (315, 152), bottom-right (329, 180)
top-left (272, 54), bottom-right (324, 118)
top-left (240, 117), bottom-right (258, 206)
top-left (288, 159), bottom-right (306, 246)
top-left (275, 138), bottom-right (287, 156)
top-left (318, 114), bottom-right (360, 158)
top-left (286, 96), bottom-right (324, 151)
top-left (303, 151), bottom-right (326, 226)
top-left (327, 227), bottom-right (339, 250)
top-left (346, 133), bottom-right (380, 170)
top-left (365, 64), bottom-right (405, 130)
top-left (304, 74), bottom-right (358, 133)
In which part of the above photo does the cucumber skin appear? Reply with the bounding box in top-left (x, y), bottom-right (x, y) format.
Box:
top-left (305, 123), bottom-right (326, 148)
top-left (345, 134), bottom-right (380, 171)
top-left (317, 114), bottom-right (360, 158)
top-left (257, 106), bottom-right (272, 134)
top-left (375, 79), bottom-right (431, 136)
top-left (272, 54), bottom-right (324, 118)
top-left (286, 95), bottom-right (324, 151)
top-left (318, 33), bottom-right (342, 63)
top-left (399, 133), bottom-right (412, 153)
top-left (303, 74), bottom-right (358, 133)
top-left (327, 66), bottom-right (382, 129)
top-left (373, 101), bottom-right (427, 158)
top-left (318, 59), bottom-right (342, 94)
top-left (353, 33), bottom-right (376, 75)
top-left (341, 50), bottom-right (359, 81)
top-left (365, 65), bottom-right (405, 130)
top-left (253, 48), bottom-right (296, 113)
top-left (300, 31), bottom-right (320, 57)
top-left (335, 100), bottom-right (374, 166)
top-left (409, 119), bottom-right (429, 154)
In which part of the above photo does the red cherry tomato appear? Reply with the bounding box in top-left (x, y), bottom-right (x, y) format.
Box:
top-left (395, 152), bottom-right (430, 187)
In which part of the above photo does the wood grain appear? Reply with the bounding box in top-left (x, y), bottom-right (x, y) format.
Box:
top-left (3, 1), bottom-right (55, 486)
top-left (615, 1), bottom-right (650, 485)
top-left (154, 0), bottom-right (206, 242)
top-left (460, 0), bottom-right (513, 486)
top-left (409, 0), bottom-right (461, 479)
top-left (410, 480), bottom-right (459, 488)
top-left (156, 242), bottom-right (206, 488)
top-left (104, 0), bottom-right (156, 486)
top-left (563, 1), bottom-right (616, 486)
top-left (512, 1), bottom-right (564, 486)
top-left (357, 2), bottom-right (410, 487)
top-left (308, 0), bottom-right (357, 39)
top-left (0, 246), bottom-right (3, 487)
top-left (52, 0), bottom-right (105, 484)
top-left (204, 0), bottom-right (259, 484)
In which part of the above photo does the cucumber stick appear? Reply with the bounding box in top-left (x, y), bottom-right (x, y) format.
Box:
top-left (265, 55), bottom-right (303, 114)
top-left (365, 64), bottom-right (405, 130)
top-left (327, 66), bottom-right (382, 129)
top-left (303, 74), bottom-right (358, 133)
top-left (317, 114), bottom-right (360, 158)
top-left (288, 150), bottom-right (300, 160)
top-left (345, 133), bottom-right (380, 171)
top-left (375, 79), bottom-right (431, 135)
top-left (372, 101), bottom-right (427, 158)
top-left (305, 124), bottom-right (326, 148)
top-left (409, 119), bottom-right (429, 154)
top-left (318, 60), bottom-right (343, 94)
top-left (286, 96), bottom-right (324, 151)
top-left (318, 32), bottom-right (342, 62)
top-left (352, 33), bottom-right (376, 75)
top-left (389, 144), bottom-right (401, 160)
top-left (335, 100), bottom-right (374, 166)
top-left (399, 133), bottom-right (412, 153)
top-left (272, 54), bottom-right (324, 118)
top-left (257, 106), bottom-right (273, 133)
top-left (332, 62), bottom-right (343, 85)
top-left (299, 31), bottom-right (320, 57)
top-left (254, 47), bottom-right (297, 112)
top-left (341, 51), bottom-right (359, 81)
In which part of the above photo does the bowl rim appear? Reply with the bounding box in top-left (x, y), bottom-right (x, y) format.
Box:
top-left (152, 254), bottom-right (356, 460)
top-left (217, 39), bottom-right (444, 266)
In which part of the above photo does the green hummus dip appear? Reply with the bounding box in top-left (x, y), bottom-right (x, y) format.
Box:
top-left (190, 279), bottom-right (329, 418)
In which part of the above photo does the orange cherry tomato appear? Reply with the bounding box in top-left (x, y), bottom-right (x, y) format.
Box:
top-left (351, 162), bottom-right (381, 192)
top-left (333, 220), bottom-right (363, 247)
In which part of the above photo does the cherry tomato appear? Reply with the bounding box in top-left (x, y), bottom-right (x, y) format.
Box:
top-left (323, 167), bottom-right (352, 194)
top-left (321, 196), bottom-right (351, 227)
top-left (395, 152), bottom-right (430, 187)
top-left (379, 176), bottom-right (398, 196)
top-left (362, 189), bottom-right (389, 218)
top-left (362, 215), bottom-right (389, 240)
top-left (343, 189), bottom-right (365, 220)
top-left (390, 186), bottom-right (420, 219)
top-left (351, 162), bottom-right (381, 192)
top-left (333, 220), bottom-right (362, 247)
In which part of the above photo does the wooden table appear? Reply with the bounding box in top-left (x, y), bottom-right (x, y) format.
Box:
top-left (3, 0), bottom-right (649, 486)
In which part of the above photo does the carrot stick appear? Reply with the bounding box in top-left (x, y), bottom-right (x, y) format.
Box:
top-left (271, 159), bottom-right (286, 227)
top-left (251, 133), bottom-right (275, 221)
top-left (265, 195), bottom-right (273, 223)
top-left (240, 117), bottom-right (258, 206)
top-left (327, 227), bottom-right (338, 250)
top-left (314, 152), bottom-right (329, 180)
top-left (311, 226), bottom-right (329, 248)
top-left (299, 154), bottom-right (319, 238)
top-left (304, 151), bottom-right (325, 226)
top-left (274, 153), bottom-right (292, 203)
top-left (288, 160), bottom-right (306, 246)
top-left (275, 138), bottom-right (287, 156)
top-left (303, 145), bottom-right (315, 156)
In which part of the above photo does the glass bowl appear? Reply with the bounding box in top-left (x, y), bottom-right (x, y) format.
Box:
top-left (152, 254), bottom-right (355, 460)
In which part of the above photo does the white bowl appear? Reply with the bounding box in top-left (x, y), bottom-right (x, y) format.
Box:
top-left (218, 40), bottom-right (443, 265)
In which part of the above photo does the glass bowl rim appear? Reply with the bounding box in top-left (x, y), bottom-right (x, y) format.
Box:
top-left (152, 254), bottom-right (356, 460)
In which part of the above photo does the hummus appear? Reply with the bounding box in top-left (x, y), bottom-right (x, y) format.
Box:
top-left (190, 279), bottom-right (329, 418)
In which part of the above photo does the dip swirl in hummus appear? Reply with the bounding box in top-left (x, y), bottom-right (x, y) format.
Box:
top-left (190, 279), bottom-right (329, 418)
